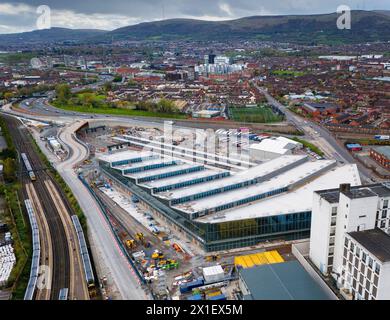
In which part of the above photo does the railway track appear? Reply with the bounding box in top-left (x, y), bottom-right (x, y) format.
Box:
top-left (3, 115), bottom-right (89, 299)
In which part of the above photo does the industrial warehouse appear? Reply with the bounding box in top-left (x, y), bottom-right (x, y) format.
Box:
top-left (97, 140), bottom-right (361, 252)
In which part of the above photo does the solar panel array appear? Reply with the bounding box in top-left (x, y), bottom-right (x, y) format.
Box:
top-left (24, 199), bottom-right (40, 300)
top-left (71, 215), bottom-right (94, 286)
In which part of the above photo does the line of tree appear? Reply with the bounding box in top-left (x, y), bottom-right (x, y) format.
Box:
top-left (0, 116), bottom-right (17, 183)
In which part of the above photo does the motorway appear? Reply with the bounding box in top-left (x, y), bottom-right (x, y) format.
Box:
top-left (253, 83), bottom-right (374, 183)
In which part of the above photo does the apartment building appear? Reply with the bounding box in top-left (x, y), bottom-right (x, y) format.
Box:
top-left (309, 183), bottom-right (390, 300)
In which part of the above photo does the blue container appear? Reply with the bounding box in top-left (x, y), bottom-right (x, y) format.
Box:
top-left (179, 279), bottom-right (204, 294)
top-left (187, 294), bottom-right (202, 300)
top-left (208, 294), bottom-right (226, 301)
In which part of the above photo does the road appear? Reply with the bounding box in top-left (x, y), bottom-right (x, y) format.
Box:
top-left (253, 83), bottom-right (373, 182)
top-left (56, 121), bottom-right (148, 300)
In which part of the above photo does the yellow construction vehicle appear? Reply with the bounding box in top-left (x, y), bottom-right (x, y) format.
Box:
top-left (126, 239), bottom-right (136, 249)
top-left (205, 255), bottom-right (220, 262)
top-left (135, 233), bottom-right (145, 242)
top-left (151, 250), bottom-right (164, 260)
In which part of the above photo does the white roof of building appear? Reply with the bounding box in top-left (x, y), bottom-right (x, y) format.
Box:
top-left (140, 168), bottom-right (228, 189)
top-left (203, 265), bottom-right (224, 276)
top-left (196, 164), bottom-right (361, 223)
top-left (156, 155), bottom-right (307, 200)
top-left (114, 158), bottom-right (178, 171)
top-left (173, 160), bottom-right (336, 214)
top-left (98, 150), bottom-right (155, 165)
top-left (250, 137), bottom-right (301, 155)
top-left (126, 163), bottom-right (201, 180)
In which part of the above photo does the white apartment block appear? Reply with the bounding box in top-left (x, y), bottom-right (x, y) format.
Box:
top-left (341, 229), bottom-right (390, 300)
top-left (309, 183), bottom-right (390, 300)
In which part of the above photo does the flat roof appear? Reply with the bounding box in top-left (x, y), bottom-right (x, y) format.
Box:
top-left (316, 184), bottom-right (390, 203)
top-left (140, 168), bottom-right (228, 189)
top-left (114, 158), bottom-right (179, 171)
top-left (372, 146), bottom-right (390, 159)
top-left (197, 164), bottom-right (361, 223)
top-left (173, 160), bottom-right (336, 214)
top-left (348, 228), bottom-right (390, 263)
top-left (342, 188), bottom-right (378, 199)
top-left (98, 150), bottom-right (155, 164)
top-left (156, 155), bottom-right (307, 200)
top-left (125, 163), bottom-right (202, 180)
top-left (249, 137), bottom-right (301, 154)
top-left (241, 261), bottom-right (332, 300)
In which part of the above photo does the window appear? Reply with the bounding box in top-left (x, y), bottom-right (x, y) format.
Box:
top-left (373, 275), bottom-right (379, 287)
top-left (384, 200), bottom-right (389, 209)
top-left (372, 286), bottom-right (377, 298)
top-left (331, 207), bottom-right (338, 216)
top-left (368, 257), bottom-right (373, 269)
top-left (382, 210), bottom-right (387, 219)
top-left (345, 238), bottom-right (349, 247)
top-left (375, 264), bottom-right (380, 275)
top-left (362, 252), bottom-right (367, 262)
top-left (381, 221), bottom-right (386, 229)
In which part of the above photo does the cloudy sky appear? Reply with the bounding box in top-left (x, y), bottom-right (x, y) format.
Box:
top-left (0, 0), bottom-right (389, 34)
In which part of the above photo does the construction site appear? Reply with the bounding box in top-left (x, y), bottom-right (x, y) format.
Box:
top-left (59, 122), bottom-right (348, 300)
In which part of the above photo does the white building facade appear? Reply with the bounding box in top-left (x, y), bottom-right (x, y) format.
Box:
top-left (309, 183), bottom-right (390, 300)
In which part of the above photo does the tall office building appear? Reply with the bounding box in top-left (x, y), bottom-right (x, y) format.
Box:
top-left (204, 54), bottom-right (216, 65)
top-left (309, 183), bottom-right (390, 300)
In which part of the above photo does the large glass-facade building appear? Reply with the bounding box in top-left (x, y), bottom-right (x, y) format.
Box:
top-left (100, 163), bottom-right (311, 252)
top-left (98, 149), bottom-right (360, 252)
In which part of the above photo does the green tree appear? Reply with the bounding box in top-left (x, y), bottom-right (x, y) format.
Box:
top-left (55, 84), bottom-right (71, 104)
top-left (4, 92), bottom-right (14, 102)
top-left (103, 82), bottom-right (113, 93)
top-left (3, 157), bottom-right (16, 182)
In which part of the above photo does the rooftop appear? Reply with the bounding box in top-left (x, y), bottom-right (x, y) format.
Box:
top-left (197, 164), bottom-right (360, 223)
top-left (316, 183), bottom-right (390, 204)
top-left (98, 150), bottom-right (155, 164)
top-left (249, 137), bottom-right (301, 155)
top-left (174, 160), bottom-right (336, 214)
top-left (372, 146), bottom-right (390, 159)
top-left (156, 155), bottom-right (307, 200)
top-left (240, 261), bottom-right (332, 300)
top-left (140, 168), bottom-right (228, 189)
top-left (125, 163), bottom-right (201, 180)
top-left (342, 188), bottom-right (378, 200)
top-left (348, 229), bottom-right (390, 263)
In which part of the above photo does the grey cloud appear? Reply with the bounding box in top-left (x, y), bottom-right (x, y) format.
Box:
top-left (1, 0), bottom-right (389, 33)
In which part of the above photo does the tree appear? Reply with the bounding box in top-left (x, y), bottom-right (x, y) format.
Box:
top-left (4, 92), bottom-right (14, 102)
top-left (157, 99), bottom-right (177, 113)
top-left (103, 82), bottom-right (113, 93)
top-left (55, 84), bottom-right (71, 104)
top-left (3, 157), bottom-right (16, 182)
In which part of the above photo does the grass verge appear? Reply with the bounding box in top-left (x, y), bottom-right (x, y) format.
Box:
top-left (292, 137), bottom-right (325, 157)
top-left (52, 101), bottom-right (187, 120)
